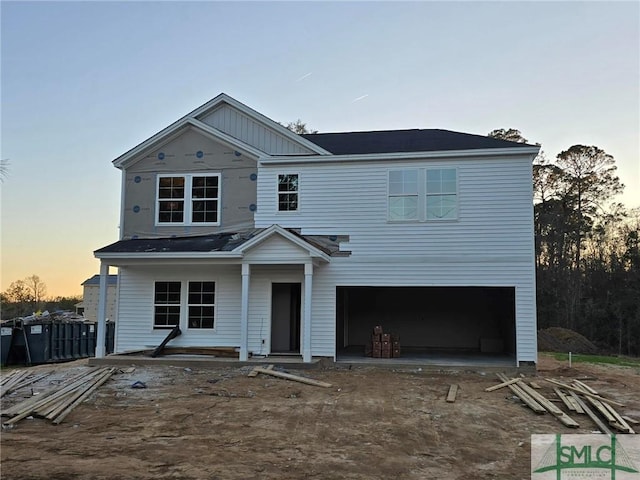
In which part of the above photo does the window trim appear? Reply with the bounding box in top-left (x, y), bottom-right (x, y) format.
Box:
top-left (276, 173), bottom-right (300, 213)
top-left (152, 280), bottom-right (218, 331)
top-left (153, 281), bottom-right (182, 330)
top-left (387, 167), bottom-right (458, 222)
top-left (155, 173), bottom-right (221, 226)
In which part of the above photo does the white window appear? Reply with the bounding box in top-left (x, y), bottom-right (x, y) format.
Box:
top-left (278, 174), bottom-right (298, 211)
top-left (153, 281), bottom-right (181, 329)
top-left (187, 282), bottom-right (215, 329)
top-left (388, 169), bottom-right (418, 221)
top-left (153, 281), bottom-right (216, 330)
top-left (156, 174), bottom-right (220, 225)
top-left (426, 168), bottom-right (457, 220)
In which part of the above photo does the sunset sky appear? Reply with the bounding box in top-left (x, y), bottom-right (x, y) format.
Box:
top-left (1, 1), bottom-right (638, 297)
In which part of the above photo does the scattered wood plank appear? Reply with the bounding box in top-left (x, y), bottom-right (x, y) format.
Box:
top-left (601, 401), bottom-right (635, 434)
top-left (52, 368), bottom-right (115, 424)
top-left (517, 381), bottom-right (579, 428)
top-left (496, 373), bottom-right (546, 414)
top-left (553, 387), bottom-right (576, 411)
top-left (248, 364), bottom-right (274, 377)
top-left (446, 384), bottom-right (458, 403)
top-left (529, 381), bottom-right (542, 389)
top-left (568, 390), bottom-right (613, 435)
top-left (623, 415), bottom-right (640, 425)
top-left (249, 367), bottom-right (332, 388)
top-left (544, 378), bottom-right (625, 407)
top-left (485, 377), bottom-right (522, 392)
top-left (573, 379), bottom-right (598, 395)
top-left (153, 346), bottom-right (238, 357)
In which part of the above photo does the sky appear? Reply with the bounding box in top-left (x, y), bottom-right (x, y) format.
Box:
top-left (1, 1), bottom-right (639, 297)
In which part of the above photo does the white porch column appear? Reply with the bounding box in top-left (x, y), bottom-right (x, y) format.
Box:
top-left (240, 263), bottom-right (250, 361)
top-left (303, 262), bottom-right (313, 363)
top-left (95, 261), bottom-right (109, 358)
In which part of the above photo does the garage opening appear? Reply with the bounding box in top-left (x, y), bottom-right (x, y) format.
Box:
top-left (336, 286), bottom-right (516, 360)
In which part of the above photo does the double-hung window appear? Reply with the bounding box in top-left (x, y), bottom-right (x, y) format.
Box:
top-left (278, 174), bottom-right (298, 211)
top-left (388, 169), bottom-right (419, 221)
top-left (153, 281), bottom-right (216, 330)
top-left (154, 281), bottom-right (181, 329)
top-left (426, 168), bottom-right (457, 220)
top-left (157, 174), bottom-right (220, 225)
top-left (387, 168), bottom-right (458, 221)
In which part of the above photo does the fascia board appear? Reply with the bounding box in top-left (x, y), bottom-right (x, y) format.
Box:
top-left (260, 146), bottom-right (541, 165)
top-left (233, 225), bottom-right (331, 262)
top-left (196, 94), bottom-right (332, 156)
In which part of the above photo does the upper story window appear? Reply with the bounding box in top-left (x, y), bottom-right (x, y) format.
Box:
top-left (388, 168), bottom-right (458, 222)
top-left (157, 174), bottom-right (220, 225)
top-left (278, 174), bottom-right (298, 211)
top-left (388, 169), bottom-right (418, 221)
top-left (426, 168), bottom-right (457, 220)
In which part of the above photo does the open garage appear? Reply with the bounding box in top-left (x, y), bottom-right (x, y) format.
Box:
top-left (336, 286), bottom-right (516, 361)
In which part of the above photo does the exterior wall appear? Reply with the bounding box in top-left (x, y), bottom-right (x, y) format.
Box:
top-left (114, 263), bottom-right (305, 357)
top-left (122, 128), bottom-right (257, 238)
top-left (82, 284), bottom-right (117, 323)
top-left (255, 155), bottom-right (537, 363)
top-left (115, 265), bottom-right (242, 353)
top-left (200, 104), bottom-right (314, 155)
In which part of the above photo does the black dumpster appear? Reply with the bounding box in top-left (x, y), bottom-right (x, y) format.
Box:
top-left (1, 324), bottom-right (13, 366)
top-left (63, 322), bottom-right (74, 360)
top-left (71, 322), bottom-right (82, 359)
top-left (51, 322), bottom-right (65, 361)
top-left (23, 321), bottom-right (53, 365)
top-left (87, 322), bottom-right (97, 356)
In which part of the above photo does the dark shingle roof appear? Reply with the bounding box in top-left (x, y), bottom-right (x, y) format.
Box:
top-left (82, 274), bottom-right (118, 286)
top-left (301, 129), bottom-right (535, 155)
top-left (94, 230), bottom-right (344, 256)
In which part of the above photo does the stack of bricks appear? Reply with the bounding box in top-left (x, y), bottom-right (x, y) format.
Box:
top-left (367, 325), bottom-right (401, 358)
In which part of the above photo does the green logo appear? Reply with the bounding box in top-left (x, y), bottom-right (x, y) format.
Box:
top-left (533, 434), bottom-right (639, 479)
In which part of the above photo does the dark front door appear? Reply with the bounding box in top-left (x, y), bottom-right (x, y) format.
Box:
top-left (271, 283), bottom-right (301, 353)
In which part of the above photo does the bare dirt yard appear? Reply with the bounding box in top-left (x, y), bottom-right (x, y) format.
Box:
top-left (2, 354), bottom-right (639, 480)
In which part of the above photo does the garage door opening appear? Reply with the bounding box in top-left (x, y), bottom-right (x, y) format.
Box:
top-left (336, 286), bottom-right (516, 361)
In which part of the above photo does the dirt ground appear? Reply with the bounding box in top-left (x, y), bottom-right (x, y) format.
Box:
top-left (1, 354), bottom-right (639, 480)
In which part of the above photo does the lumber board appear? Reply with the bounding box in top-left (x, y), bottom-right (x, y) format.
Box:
top-left (567, 395), bottom-right (585, 414)
top-left (568, 391), bottom-right (612, 435)
top-left (622, 415), bottom-right (640, 425)
top-left (529, 381), bottom-right (542, 389)
top-left (601, 401), bottom-right (635, 434)
top-left (53, 368), bottom-right (115, 424)
top-left (485, 377), bottom-right (521, 392)
top-left (496, 373), bottom-right (546, 414)
top-left (544, 378), bottom-right (625, 407)
top-left (250, 367), bottom-right (332, 388)
top-left (553, 387), bottom-right (576, 411)
top-left (570, 382), bottom-right (632, 432)
top-left (573, 379), bottom-right (598, 395)
top-left (446, 384), bottom-right (458, 403)
top-left (517, 381), bottom-right (579, 428)
top-left (155, 346), bottom-right (238, 357)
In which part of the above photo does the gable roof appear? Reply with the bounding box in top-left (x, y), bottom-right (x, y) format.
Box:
top-left (82, 274), bottom-right (118, 286)
top-left (112, 93), bottom-right (330, 169)
top-left (302, 129), bottom-right (536, 155)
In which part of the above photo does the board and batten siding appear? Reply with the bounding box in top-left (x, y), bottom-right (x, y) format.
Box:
top-left (200, 104), bottom-right (313, 155)
top-left (115, 265), bottom-right (243, 353)
top-left (255, 155), bottom-right (537, 363)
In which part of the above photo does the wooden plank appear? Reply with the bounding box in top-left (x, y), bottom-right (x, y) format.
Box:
top-left (517, 381), bottom-right (579, 428)
top-left (568, 391), bottom-right (612, 435)
top-left (250, 367), bottom-right (332, 388)
top-left (544, 378), bottom-right (625, 407)
top-left (601, 402), bottom-right (635, 434)
top-left (446, 384), bottom-right (458, 403)
top-left (485, 377), bottom-right (521, 392)
top-left (622, 415), bottom-right (640, 425)
top-left (573, 379), bottom-right (598, 395)
top-left (567, 395), bottom-right (585, 414)
top-left (496, 373), bottom-right (546, 414)
top-left (52, 368), bottom-right (115, 424)
top-left (553, 387), bottom-right (576, 411)
top-left (529, 381), bottom-right (542, 389)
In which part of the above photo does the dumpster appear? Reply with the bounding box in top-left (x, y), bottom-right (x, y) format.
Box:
top-left (23, 321), bottom-right (53, 364)
top-left (51, 321), bottom-right (65, 361)
top-left (71, 322), bottom-right (82, 359)
top-left (63, 322), bottom-right (74, 360)
top-left (87, 322), bottom-right (96, 356)
top-left (1, 324), bottom-right (13, 366)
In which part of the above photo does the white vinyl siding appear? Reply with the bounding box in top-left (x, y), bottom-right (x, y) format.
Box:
top-left (200, 104), bottom-right (314, 155)
top-left (255, 154), bottom-right (537, 364)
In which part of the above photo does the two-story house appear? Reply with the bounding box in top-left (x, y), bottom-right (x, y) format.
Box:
top-left (93, 93), bottom-right (540, 367)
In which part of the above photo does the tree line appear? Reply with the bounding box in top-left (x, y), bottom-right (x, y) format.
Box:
top-left (489, 129), bottom-right (639, 356)
top-left (0, 275), bottom-right (81, 319)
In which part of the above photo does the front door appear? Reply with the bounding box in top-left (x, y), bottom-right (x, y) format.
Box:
top-left (270, 283), bottom-right (301, 353)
